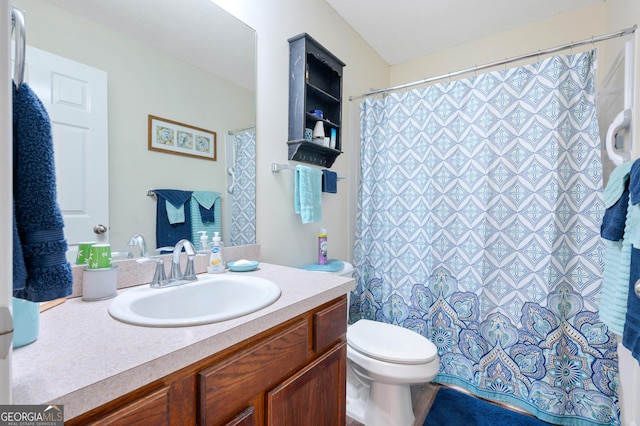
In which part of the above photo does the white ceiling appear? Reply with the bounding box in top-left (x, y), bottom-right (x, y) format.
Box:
top-left (326, 0), bottom-right (604, 65)
top-left (41, 0), bottom-right (605, 87)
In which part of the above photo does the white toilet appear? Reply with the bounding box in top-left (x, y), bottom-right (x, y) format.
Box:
top-left (324, 261), bottom-right (440, 426)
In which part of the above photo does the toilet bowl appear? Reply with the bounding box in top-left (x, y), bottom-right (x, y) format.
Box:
top-left (346, 319), bottom-right (439, 426)
top-left (316, 261), bottom-right (440, 426)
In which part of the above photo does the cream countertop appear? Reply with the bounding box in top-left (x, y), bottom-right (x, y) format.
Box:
top-left (12, 262), bottom-right (355, 420)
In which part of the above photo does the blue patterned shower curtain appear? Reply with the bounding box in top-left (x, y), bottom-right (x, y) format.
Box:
top-left (352, 51), bottom-right (619, 425)
top-left (229, 129), bottom-right (256, 246)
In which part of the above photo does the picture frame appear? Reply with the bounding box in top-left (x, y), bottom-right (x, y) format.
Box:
top-left (148, 115), bottom-right (217, 161)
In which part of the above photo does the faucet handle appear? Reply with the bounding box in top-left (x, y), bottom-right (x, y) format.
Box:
top-left (137, 257), bottom-right (168, 288)
top-left (183, 255), bottom-right (197, 281)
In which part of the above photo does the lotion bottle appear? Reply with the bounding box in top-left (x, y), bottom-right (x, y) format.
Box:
top-left (198, 231), bottom-right (209, 251)
top-left (207, 232), bottom-right (225, 273)
top-left (318, 228), bottom-right (328, 265)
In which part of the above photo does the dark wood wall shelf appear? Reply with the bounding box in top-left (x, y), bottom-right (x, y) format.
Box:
top-left (288, 33), bottom-right (345, 168)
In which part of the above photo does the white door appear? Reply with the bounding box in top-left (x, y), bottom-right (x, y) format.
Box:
top-left (23, 46), bottom-right (109, 258)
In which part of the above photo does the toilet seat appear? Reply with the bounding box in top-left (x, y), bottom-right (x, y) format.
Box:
top-left (348, 319), bottom-right (437, 364)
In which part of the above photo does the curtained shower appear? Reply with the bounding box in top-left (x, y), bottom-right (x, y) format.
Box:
top-left (228, 128), bottom-right (256, 246)
top-left (351, 51), bottom-right (619, 425)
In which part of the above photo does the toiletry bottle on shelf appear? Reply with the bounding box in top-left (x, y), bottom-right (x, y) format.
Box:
top-left (198, 231), bottom-right (209, 251)
top-left (318, 228), bottom-right (328, 265)
top-left (207, 232), bottom-right (225, 273)
top-left (313, 120), bottom-right (325, 140)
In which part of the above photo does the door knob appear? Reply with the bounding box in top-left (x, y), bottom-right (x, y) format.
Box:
top-left (93, 224), bottom-right (108, 234)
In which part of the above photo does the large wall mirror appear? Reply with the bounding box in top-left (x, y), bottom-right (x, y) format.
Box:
top-left (13, 0), bottom-right (256, 255)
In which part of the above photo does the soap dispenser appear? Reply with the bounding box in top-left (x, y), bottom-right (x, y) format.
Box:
top-left (207, 232), bottom-right (225, 274)
top-left (198, 231), bottom-right (209, 251)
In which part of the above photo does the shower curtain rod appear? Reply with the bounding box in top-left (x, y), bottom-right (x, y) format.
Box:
top-left (350, 25), bottom-right (637, 101)
top-left (228, 125), bottom-right (255, 135)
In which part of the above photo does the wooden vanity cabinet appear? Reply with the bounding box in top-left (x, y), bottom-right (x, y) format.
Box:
top-left (84, 386), bottom-right (171, 426)
top-left (67, 296), bottom-right (348, 426)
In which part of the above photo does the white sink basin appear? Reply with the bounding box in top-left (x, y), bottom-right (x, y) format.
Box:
top-left (108, 274), bottom-right (281, 327)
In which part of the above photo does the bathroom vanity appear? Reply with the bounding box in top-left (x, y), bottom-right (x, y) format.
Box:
top-left (11, 263), bottom-right (354, 425)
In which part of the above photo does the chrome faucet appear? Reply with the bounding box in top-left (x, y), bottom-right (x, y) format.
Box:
top-left (169, 239), bottom-right (198, 284)
top-left (128, 234), bottom-right (149, 257)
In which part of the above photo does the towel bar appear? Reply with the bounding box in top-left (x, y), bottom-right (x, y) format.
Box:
top-left (271, 163), bottom-right (347, 180)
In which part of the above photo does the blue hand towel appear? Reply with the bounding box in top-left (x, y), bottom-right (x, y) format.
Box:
top-left (601, 187), bottom-right (629, 241)
top-left (153, 189), bottom-right (193, 248)
top-left (192, 191), bottom-right (219, 223)
top-left (12, 82), bottom-right (73, 302)
top-left (603, 161), bottom-right (633, 208)
top-left (153, 189), bottom-right (192, 225)
top-left (322, 169), bottom-right (338, 194)
top-left (295, 165), bottom-right (322, 223)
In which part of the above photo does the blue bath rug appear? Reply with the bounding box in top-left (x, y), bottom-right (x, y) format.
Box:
top-left (423, 387), bottom-right (554, 426)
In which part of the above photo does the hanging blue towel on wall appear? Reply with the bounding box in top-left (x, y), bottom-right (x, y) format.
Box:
top-left (12, 82), bottom-right (73, 302)
top-left (153, 189), bottom-right (192, 248)
top-left (295, 165), bottom-right (322, 223)
top-left (191, 191), bottom-right (221, 245)
top-left (322, 169), bottom-right (338, 193)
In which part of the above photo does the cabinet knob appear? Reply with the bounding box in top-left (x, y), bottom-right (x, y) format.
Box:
top-left (635, 279), bottom-right (640, 298)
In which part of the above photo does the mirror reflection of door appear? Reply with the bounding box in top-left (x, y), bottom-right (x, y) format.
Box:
top-left (23, 46), bottom-right (109, 259)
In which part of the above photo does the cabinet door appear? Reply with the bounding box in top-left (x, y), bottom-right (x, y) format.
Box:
top-left (223, 407), bottom-right (255, 426)
top-left (86, 386), bottom-right (170, 426)
top-left (266, 342), bottom-right (347, 426)
top-left (199, 320), bottom-right (309, 425)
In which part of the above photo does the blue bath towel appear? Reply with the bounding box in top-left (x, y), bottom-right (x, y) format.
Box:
top-left (322, 169), bottom-right (338, 194)
top-left (153, 189), bottom-right (193, 249)
top-left (599, 167), bottom-right (634, 335)
top-left (623, 163), bottom-right (640, 358)
top-left (13, 202), bottom-right (27, 292)
top-left (295, 165), bottom-right (322, 223)
top-left (623, 247), bottom-right (640, 361)
top-left (12, 82), bottom-right (73, 302)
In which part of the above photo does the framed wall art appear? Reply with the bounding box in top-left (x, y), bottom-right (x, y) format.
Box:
top-left (148, 115), bottom-right (217, 161)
